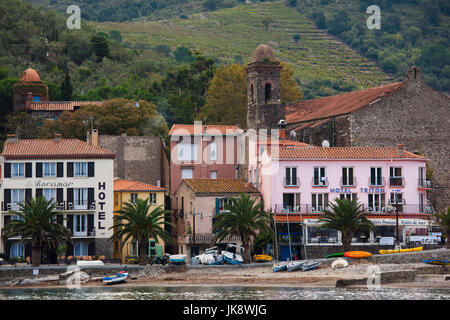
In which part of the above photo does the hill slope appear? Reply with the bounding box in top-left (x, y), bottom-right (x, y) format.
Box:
top-left (92, 1), bottom-right (392, 98)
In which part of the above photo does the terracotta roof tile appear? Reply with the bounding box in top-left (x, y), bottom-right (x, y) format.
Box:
top-left (286, 82), bottom-right (404, 124)
top-left (2, 139), bottom-right (115, 159)
top-left (267, 146), bottom-right (427, 160)
top-left (169, 124), bottom-right (239, 135)
top-left (183, 178), bottom-right (259, 194)
top-left (26, 101), bottom-right (102, 111)
top-left (114, 179), bottom-right (165, 192)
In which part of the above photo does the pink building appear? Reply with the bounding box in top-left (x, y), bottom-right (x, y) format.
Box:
top-left (253, 144), bottom-right (435, 260)
top-left (168, 123), bottom-right (241, 252)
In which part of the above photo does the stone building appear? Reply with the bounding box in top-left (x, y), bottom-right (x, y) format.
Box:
top-left (246, 44), bottom-right (449, 211)
top-left (90, 131), bottom-right (169, 190)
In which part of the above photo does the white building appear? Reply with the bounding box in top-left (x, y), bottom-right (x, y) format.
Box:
top-left (0, 134), bottom-right (115, 262)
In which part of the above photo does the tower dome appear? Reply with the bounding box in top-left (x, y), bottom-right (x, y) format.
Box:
top-left (250, 44), bottom-right (279, 63)
top-left (20, 68), bottom-right (41, 82)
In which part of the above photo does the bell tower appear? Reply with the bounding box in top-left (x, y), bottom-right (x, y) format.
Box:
top-left (246, 44), bottom-right (284, 131)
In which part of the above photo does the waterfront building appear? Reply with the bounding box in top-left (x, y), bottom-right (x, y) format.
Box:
top-left (173, 178), bottom-right (259, 261)
top-left (0, 134), bottom-right (115, 262)
top-left (253, 143), bottom-right (435, 260)
top-left (112, 178), bottom-right (166, 263)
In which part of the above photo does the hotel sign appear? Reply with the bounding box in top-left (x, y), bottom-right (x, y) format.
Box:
top-left (329, 187), bottom-right (386, 193)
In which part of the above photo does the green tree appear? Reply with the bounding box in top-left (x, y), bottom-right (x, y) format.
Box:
top-left (109, 30), bottom-right (123, 42)
top-left (110, 199), bottom-right (174, 265)
top-left (293, 34), bottom-right (301, 43)
top-left (2, 196), bottom-right (72, 267)
top-left (262, 17), bottom-right (274, 31)
top-left (319, 198), bottom-right (375, 252)
top-left (434, 207), bottom-right (450, 249)
top-left (212, 194), bottom-right (273, 263)
top-left (90, 33), bottom-right (110, 62)
top-left (60, 74), bottom-right (73, 101)
top-left (173, 46), bottom-right (192, 63)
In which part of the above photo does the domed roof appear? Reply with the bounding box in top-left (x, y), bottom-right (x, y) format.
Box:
top-left (250, 44), bottom-right (279, 63)
top-left (20, 68), bottom-right (41, 82)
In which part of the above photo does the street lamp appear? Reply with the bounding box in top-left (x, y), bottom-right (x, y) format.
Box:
top-left (389, 198), bottom-right (406, 249)
top-left (187, 211), bottom-right (203, 252)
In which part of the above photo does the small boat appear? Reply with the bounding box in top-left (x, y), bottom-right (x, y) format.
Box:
top-left (254, 254), bottom-right (273, 262)
top-left (169, 254), bottom-right (187, 265)
top-left (199, 251), bottom-right (224, 265)
top-left (287, 260), bottom-right (307, 272)
top-left (223, 251), bottom-right (243, 265)
top-left (379, 246), bottom-right (423, 254)
top-left (344, 251), bottom-right (372, 258)
top-left (325, 252), bottom-right (345, 259)
top-left (302, 259), bottom-right (324, 271)
top-left (77, 260), bottom-right (104, 267)
top-left (272, 261), bottom-right (289, 272)
top-left (103, 272), bottom-right (128, 285)
top-left (422, 259), bottom-right (449, 266)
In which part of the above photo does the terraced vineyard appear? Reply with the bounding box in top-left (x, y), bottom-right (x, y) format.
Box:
top-left (91, 1), bottom-right (392, 93)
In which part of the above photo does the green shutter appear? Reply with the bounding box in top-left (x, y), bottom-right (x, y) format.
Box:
top-left (215, 198), bottom-right (220, 214)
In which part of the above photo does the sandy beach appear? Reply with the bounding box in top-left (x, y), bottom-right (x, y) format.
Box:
top-left (1, 261), bottom-right (448, 290)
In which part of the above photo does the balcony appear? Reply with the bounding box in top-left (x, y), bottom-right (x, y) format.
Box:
top-left (284, 177), bottom-right (300, 187)
top-left (389, 177), bottom-right (405, 187)
top-left (312, 177), bottom-right (329, 187)
top-left (274, 204), bottom-right (329, 214)
top-left (363, 203), bottom-right (434, 215)
top-left (182, 233), bottom-right (241, 244)
top-left (340, 177), bottom-right (357, 187)
top-left (418, 179), bottom-right (434, 189)
top-left (368, 177), bottom-right (386, 187)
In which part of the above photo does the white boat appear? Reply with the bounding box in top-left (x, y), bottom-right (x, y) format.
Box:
top-left (272, 261), bottom-right (289, 272)
top-left (302, 259), bottom-right (324, 271)
top-left (199, 252), bottom-right (224, 265)
top-left (76, 260), bottom-right (104, 267)
top-left (169, 254), bottom-right (187, 264)
top-left (287, 260), bottom-right (307, 272)
top-left (223, 251), bottom-right (243, 265)
top-left (103, 272), bottom-right (128, 285)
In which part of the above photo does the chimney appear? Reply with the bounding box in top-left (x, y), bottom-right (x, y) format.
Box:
top-left (54, 133), bottom-right (62, 142)
top-left (278, 119), bottom-right (287, 139)
top-left (91, 129), bottom-right (98, 147)
top-left (406, 66), bottom-right (421, 82)
top-left (7, 134), bottom-right (17, 143)
top-left (397, 144), bottom-right (404, 157)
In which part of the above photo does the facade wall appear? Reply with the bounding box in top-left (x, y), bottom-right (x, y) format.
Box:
top-left (0, 158), bottom-right (114, 257)
top-left (98, 135), bottom-right (169, 189)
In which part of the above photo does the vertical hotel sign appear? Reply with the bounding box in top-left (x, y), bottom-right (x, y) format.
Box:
top-left (98, 181), bottom-right (107, 235)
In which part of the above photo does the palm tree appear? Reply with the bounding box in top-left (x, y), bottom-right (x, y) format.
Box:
top-left (212, 194), bottom-right (273, 263)
top-left (319, 198), bottom-right (375, 252)
top-left (2, 196), bottom-right (72, 267)
top-left (434, 207), bottom-right (450, 249)
top-left (110, 198), bottom-right (174, 265)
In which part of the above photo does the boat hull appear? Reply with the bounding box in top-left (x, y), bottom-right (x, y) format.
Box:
top-left (103, 273), bottom-right (128, 285)
top-left (287, 261), bottom-right (306, 272)
top-left (422, 259), bottom-right (449, 266)
top-left (254, 255), bottom-right (273, 263)
top-left (273, 263), bottom-right (288, 272)
top-left (379, 246), bottom-right (423, 254)
top-left (344, 251), bottom-right (372, 258)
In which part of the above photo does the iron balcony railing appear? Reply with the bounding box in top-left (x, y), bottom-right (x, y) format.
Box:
top-left (185, 233), bottom-right (240, 244)
top-left (2, 201), bottom-right (96, 212)
top-left (418, 178), bottom-right (434, 188)
top-left (389, 177), bottom-right (405, 187)
top-left (284, 177), bottom-right (300, 187)
top-left (340, 177), bottom-right (357, 187)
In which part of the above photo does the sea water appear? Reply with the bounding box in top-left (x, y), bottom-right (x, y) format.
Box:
top-left (0, 286), bottom-right (449, 300)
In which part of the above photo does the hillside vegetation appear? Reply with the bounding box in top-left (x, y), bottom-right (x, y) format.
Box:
top-left (93, 1), bottom-right (391, 98)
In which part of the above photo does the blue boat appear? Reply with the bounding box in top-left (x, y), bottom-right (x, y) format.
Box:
top-left (169, 254), bottom-right (187, 264)
top-left (223, 251), bottom-right (243, 265)
top-left (103, 272), bottom-right (128, 285)
top-left (272, 261), bottom-right (288, 272)
top-left (422, 259), bottom-right (449, 266)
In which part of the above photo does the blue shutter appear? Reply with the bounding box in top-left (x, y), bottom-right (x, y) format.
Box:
top-left (215, 198), bottom-right (220, 214)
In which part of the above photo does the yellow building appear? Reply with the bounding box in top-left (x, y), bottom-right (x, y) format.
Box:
top-left (113, 178), bottom-right (166, 263)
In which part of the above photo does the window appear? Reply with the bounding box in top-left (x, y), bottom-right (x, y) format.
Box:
top-left (352, 230), bottom-right (370, 243)
top-left (368, 193), bottom-right (385, 212)
top-left (418, 167), bottom-right (427, 187)
top-left (285, 167), bottom-right (298, 186)
top-left (340, 193), bottom-right (357, 201)
top-left (219, 198), bottom-right (233, 212)
top-left (370, 167), bottom-right (383, 186)
top-left (10, 243), bottom-right (24, 258)
top-left (178, 142), bottom-right (197, 161)
top-left (43, 163), bottom-right (56, 177)
top-left (210, 142), bottom-right (217, 161)
top-left (73, 241), bottom-right (88, 256)
top-left (130, 241), bottom-right (139, 256)
top-left (210, 171), bottom-right (218, 179)
top-left (74, 162), bottom-right (87, 177)
top-left (389, 193), bottom-right (403, 212)
top-left (311, 193), bottom-right (328, 212)
top-left (11, 163), bottom-right (25, 178)
top-left (341, 167), bottom-right (354, 186)
top-left (149, 193), bottom-right (157, 205)
top-left (282, 193), bottom-right (300, 212)
top-left (389, 167), bottom-right (403, 186)
top-left (374, 226), bottom-right (395, 244)
top-left (181, 167), bottom-right (193, 179)
top-left (307, 226), bottom-right (338, 244)
top-left (73, 215), bottom-right (87, 236)
top-left (313, 167), bottom-right (327, 186)
top-left (43, 189), bottom-right (56, 202)
top-left (419, 193), bottom-right (426, 213)
top-left (11, 189), bottom-right (25, 209)
top-left (130, 193), bottom-right (138, 204)
top-left (114, 194), bottom-right (119, 206)
top-left (249, 168), bottom-right (253, 184)
top-left (74, 188), bottom-right (88, 209)
top-left (11, 215), bottom-right (24, 222)
top-left (264, 83), bottom-right (271, 103)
